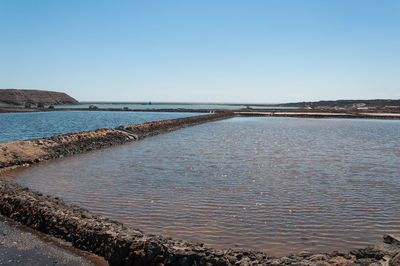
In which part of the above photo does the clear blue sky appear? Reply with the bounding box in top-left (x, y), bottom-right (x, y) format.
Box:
top-left (1, 0), bottom-right (399, 103)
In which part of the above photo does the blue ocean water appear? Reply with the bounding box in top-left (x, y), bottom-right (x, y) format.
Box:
top-left (0, 111), bottom-right (202, 142)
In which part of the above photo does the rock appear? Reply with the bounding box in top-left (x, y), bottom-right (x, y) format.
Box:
top-left (328, 256), bottom-right (353, 264)
top-left (350, 247), bottom-right (385, 260)
top-left (0, 89), bottom-right (79, 106)
top-left (309, 254), bottom-right (328, 261)
top-left (384, 234), bottom-right (400, 247)
top-left (390, 252), bottom-right (400, 266)
top-left (373, 242), bottom-right (400, 257)
top-left (298, 250), bottom-right (313, 257)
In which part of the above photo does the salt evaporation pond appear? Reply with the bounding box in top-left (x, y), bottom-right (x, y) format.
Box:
top-left (0, 111), bottom-right (202, 142)
top-left (10, 117), bottom-right (400, 255)
top-left (54, 104), bottom-right (298, 110)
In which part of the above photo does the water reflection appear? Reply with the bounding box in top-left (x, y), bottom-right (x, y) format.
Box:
top-left (10, 117), bottom-right (400, 255)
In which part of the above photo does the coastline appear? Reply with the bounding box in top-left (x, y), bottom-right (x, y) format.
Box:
top-left (2, 106), bottom-right (400, 120)
top-left (235, 110), bottom-right (400, 120)
top-left (1, 112), bottom-right (400, 265)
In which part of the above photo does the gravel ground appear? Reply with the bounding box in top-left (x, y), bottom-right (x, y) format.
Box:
top-left (0, 215), bottom-right (104, 266)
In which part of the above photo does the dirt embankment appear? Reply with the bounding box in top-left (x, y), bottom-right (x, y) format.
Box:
top-left (1, 179), bottom-right (399, 265)
top-left (0, 113), bottom-right (234, 171)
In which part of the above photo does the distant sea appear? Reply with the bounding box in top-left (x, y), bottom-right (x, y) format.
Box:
top-left (55, 103), bottom-right (298, 110)
top-left (0, 111), bottom-right (202, 142)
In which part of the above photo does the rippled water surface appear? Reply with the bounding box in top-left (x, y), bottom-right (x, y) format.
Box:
top-left (0, 111), bottom-right (201, 142)
top-left (11, 117), bottom-right (400, 255)
top-left (54, 104), bottom-right (298, 110)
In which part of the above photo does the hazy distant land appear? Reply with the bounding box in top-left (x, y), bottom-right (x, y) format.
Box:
top-left (278, 99), bottom-right (400, 109)
top-left (0, 89), bottom-right (399, 109)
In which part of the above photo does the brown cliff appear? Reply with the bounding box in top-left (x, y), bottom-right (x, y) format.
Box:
top-left (0, 89), bottom-right (79, 106)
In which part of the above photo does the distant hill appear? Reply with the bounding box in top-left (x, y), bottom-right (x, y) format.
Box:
top-left (279, 99), bottom-right (400, 109)
top-left (0, 89), bottom-right (79, 106)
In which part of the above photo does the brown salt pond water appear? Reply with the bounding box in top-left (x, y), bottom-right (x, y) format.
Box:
top-left (8, 117), bottom-right (400, 256)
